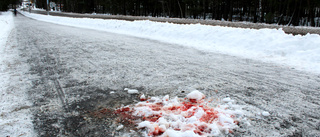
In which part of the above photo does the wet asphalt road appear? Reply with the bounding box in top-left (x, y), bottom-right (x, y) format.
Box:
top-left (12, 13), bottom-right (320, 136)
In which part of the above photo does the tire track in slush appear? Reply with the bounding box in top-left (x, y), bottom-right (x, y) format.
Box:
top-left (15, 16), bottom-right (72, 135)
top-left (39, 48), bottom-right (69, 112)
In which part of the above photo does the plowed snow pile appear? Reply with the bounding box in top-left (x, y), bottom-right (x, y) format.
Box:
top-left (116, 90), bottom-right (246, 136)
top-left (20, 10), bottom-right (320, 74)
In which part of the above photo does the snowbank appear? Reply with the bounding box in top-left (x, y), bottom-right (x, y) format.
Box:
top-left (20, 11), bottom-right (320, 74)
top-left (0, 11), bottom-right (35, 137)
top-left (0, 12), bottom-right (13, 46)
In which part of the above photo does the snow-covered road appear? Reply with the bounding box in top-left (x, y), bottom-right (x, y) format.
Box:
top-left (8, 13), bottom-right (320, 136)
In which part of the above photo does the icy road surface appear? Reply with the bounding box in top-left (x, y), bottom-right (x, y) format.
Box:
top-left (12, 14), bottom-right (320, 136)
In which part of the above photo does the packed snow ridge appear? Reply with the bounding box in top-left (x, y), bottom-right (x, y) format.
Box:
top-left (20, 10), bottom-right (320, 74)
top-left (0, 11), bottom-right (35, 136)
top-left (116, 90), bottom-right (247, 137)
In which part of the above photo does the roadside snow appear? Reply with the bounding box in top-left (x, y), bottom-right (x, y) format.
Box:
top-left (0, 12), bottom-right (34, 137)
top-left (20, 11), bottom-right (320, 74)
top-left (0, 12), bottom-right (13, 46)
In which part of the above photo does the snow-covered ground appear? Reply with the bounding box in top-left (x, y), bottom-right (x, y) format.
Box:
top-left (0, 12), bottom-right (13, 46)
top-left (0, 12), bottom-right (34, 136)
top-left (19, 10), bottom-right (320, 74)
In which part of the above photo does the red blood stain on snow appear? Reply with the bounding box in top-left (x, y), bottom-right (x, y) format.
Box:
top-left (194, 124), bottom-right (208, 135)
top-left (140, 98), bottom-right (147, 101)
top-left (115, 107), bottom-right (131, 113)
top-left (181, 123), bottom-right (195, 131)
top-left (200, 108), bottom-right (219, 123)
top-left (150, 102), bottom-right (163, 111)
top-left (139, 99), bottom-right (218, 136)
top-left (167, 106), bottom-right (179, 111)
top-left (134, 98), bottom-right (221, 136)
top-left (114, 107), bottom-right (138, 124)
top-left (143, 114), bottom-right (162, 122)
top-left (148, 124), bottom-right (165, 136)
top-left (114, 92), bottom-right (237, 136)
top-left (189, 99), bottom-right (198, 103)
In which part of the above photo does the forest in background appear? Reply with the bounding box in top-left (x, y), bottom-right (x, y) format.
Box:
top-left (2, 0), bottom-right (320, 27)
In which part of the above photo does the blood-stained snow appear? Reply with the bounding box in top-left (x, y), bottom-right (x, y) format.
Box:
top-left (116, 90), bottom-right (245, 136)
top-left (20, 10), bottom-right (320, 74)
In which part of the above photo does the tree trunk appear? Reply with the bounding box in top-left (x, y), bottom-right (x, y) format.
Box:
top-left (228, 0), bottom-right (233, 21)
top-left (177, 0), bottom-right (183, 18)
top-left (253, 0), bottom-right (258, 23)
top-left (223, 1), bottom-right (229, 20)
top-left (307, 0), bottom-right (315, 26)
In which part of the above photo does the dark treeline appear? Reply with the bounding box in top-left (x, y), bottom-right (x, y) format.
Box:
top-left (4, 0), bottom-right (320, 27)
top-left (0, 0), bottom-right (17, 11)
